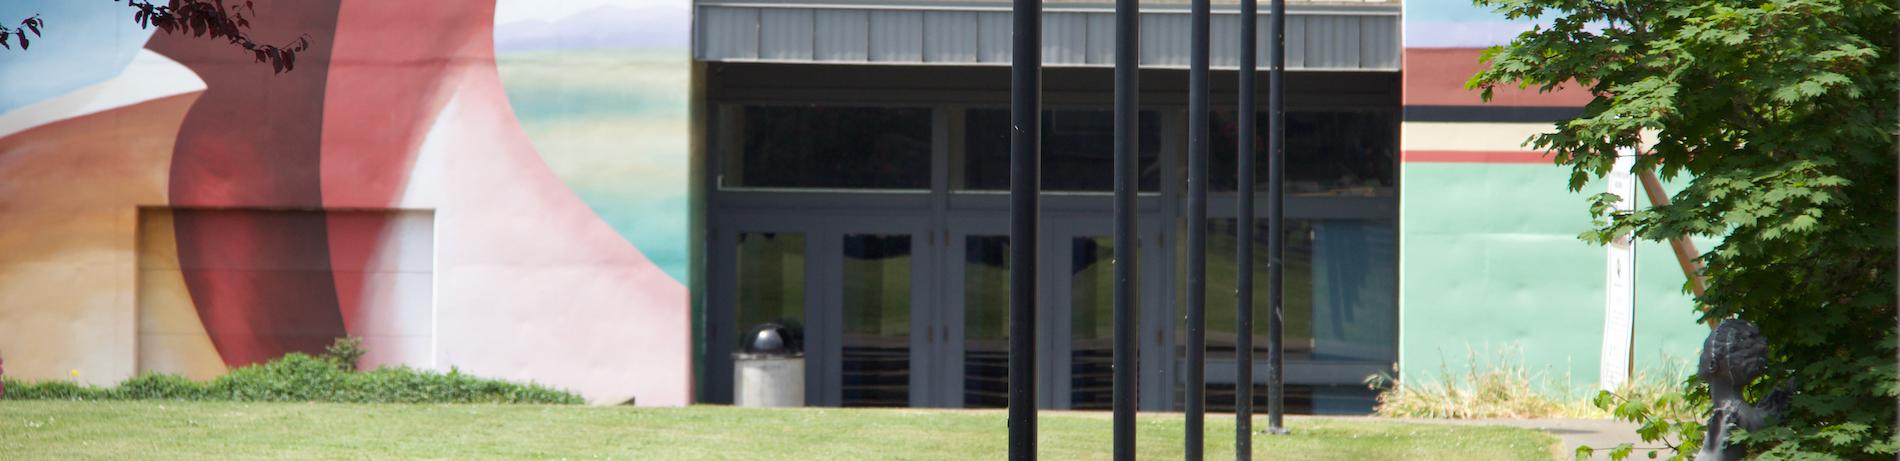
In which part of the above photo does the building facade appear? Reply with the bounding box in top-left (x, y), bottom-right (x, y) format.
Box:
top-left (687, 0), bottom-right (1712, 412)
top-left (0, 0), bottom-right (1708, 411)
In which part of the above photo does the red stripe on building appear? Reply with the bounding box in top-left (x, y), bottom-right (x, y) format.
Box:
top-left (1402, 48), bottom-right (1594, 108)
top-left (1402, 150), bottom-right (1552, 164)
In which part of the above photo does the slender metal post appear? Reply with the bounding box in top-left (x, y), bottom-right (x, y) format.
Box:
top-left (1265, 0), bottom-right (1289, 435)
top-left (1110, 0), bottom-right (1140, 457)
top-left (1185, 0), bottom-right (1211, 456)
top-left (1008, 0), bottom-right (1042, 457)
top-left (1235, 0), bottom-right (1259, 455)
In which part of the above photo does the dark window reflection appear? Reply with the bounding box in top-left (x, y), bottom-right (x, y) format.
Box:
top-left (724, 106), bottom-right (931, 189)
top-left (1210, 110), bottom-right (1396, 195)
top-left (964, 236), bottom-right (1010, 408)
top-left (963, 109), bottom-right (1161, 192)
top-left (1069, 236), bottom-right (1115, 410)
top-left (841, 234), bottom-right (912, 407)
top-left (736, 233), bottom-right (806, 349)
top-left (1175, 219), bottom-right (1397, 411)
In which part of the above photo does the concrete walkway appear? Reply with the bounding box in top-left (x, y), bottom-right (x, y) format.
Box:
top-left (1375, 417), bottom-right (1647, 460)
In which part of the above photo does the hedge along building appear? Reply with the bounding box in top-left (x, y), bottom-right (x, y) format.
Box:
top-left (0, 0), bottom-right (1708, 411)
top-left (688, 0), bottom-right (1712, 412)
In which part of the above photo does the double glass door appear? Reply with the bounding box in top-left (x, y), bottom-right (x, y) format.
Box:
top-left (711, 209), bottom-right (1168, 409)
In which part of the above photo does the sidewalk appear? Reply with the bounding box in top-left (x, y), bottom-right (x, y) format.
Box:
top-left (1373, 417), bottom-right (1645, 460)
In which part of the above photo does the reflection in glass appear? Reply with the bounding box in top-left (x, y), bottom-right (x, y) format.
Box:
top-left (1069, 237), bottom-right (1115, 410)
top-left (963, 236), bottom-right (1010, 408)
top-left (841, 234), bottom-right (912, 407)
top-left (962, 109), bottom-right (1161, 191)
top-left (1175, 219), bottom-right (1397, 412)
top-left (1208, 110), bottom-right (1397, 195)
top-left (737, 233), bottom-right (806, 349)
top-left (722, 105), bottom-right (931, 189)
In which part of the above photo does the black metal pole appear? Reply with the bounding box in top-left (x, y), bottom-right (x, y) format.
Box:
top-left (1008, 0), bottom-right (1041, 457)
top-left (1235, 0), bottom-right (1259, 455)
top-left (1265, 0), bottom-right (1289, 435)
top-left (1111, 0), bottom-right (1140, 457)
top-left (1185, 0), bottom-right (1210, 456)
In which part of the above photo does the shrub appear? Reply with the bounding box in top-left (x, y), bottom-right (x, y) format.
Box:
top-left (0, 353), bottom-right (581, 405)
top-left (323, 336), bottom-right (367, 372)
top-left (116, 373), bottom-right (208, 400)
top-left (0, 378), bottom-right (111, 401)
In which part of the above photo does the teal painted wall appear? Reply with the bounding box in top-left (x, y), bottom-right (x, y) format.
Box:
top-left (1399, 162), bottom-right (1709, 391)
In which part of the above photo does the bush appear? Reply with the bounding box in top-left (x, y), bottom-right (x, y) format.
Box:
top-left (117, 373), bottom-right (208, 400)
top-left (0, 378), bottom-right (111, 401)
top-left (0, 353), bottom-right (582, 405)
top-left (323, 336), bottom-right (367, 372)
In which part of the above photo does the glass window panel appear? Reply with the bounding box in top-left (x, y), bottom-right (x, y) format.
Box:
top-left (1069, 236), bottom-right (1115, 410)
top-left (721, 106), bottom-right (931, 189)
top-left (961, 109), bottom-right (1161, 192)
top-left (963, 235), bottom-right (1010, 408)
top-left (1209, 110), bottom-right (1397, 196)
top-left (841, 234), bottom-right (913, 407)
top-left (736, 233), bottom-right (806, 350)
top-left (1174, 219), bottom-right (1397, 412)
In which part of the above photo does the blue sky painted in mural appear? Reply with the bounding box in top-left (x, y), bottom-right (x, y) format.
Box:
top-left (495, 0), bottom-right (688, 52)
top-left (0, 2), bottom-right (155, 113)
top-left (1405, 0), bottom-right (1546, 48)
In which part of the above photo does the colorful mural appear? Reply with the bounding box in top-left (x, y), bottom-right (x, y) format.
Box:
top-left (0, 0), bottom-right (690, 405)
top-left (1400, 1), bottom-right (1711, 389)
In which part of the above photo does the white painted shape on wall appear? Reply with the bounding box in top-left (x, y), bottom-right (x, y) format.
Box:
top-left (1599, 151), bottom-right (1636, 391)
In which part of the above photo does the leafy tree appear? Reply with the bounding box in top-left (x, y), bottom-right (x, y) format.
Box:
top-left (1469, 0), bottom-right (1897, 459)
top-left (3, 0), bottom-right (308, 72)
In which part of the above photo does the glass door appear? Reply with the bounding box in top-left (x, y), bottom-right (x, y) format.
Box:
top-left (1047, 216), bottom-right (1166, 410)
top-left (932, 213), bottom-right (1166, 410)
top-left (710, 213), bottom-right (935, 407)
top-left (936, 215), bottom-right (1043, 408)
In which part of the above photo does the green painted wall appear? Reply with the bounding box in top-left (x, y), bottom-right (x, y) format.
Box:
top-left (1399, 162), bottom-right (1710, 392)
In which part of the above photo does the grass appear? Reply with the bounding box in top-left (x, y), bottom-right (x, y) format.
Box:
top-left (0, 402), bottom-right (1558, 460)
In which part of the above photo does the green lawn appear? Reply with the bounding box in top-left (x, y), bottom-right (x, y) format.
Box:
top-left (0, 402), bottom-right (1555, 460)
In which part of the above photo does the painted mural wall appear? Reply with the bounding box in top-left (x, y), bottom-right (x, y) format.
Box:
top-left (1400, 1), bottom-right (1712, 390)
top-left (0, 0), bottom-right (692, 406)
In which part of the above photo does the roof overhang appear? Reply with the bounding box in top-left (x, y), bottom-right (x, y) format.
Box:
top-left (693, 1), bottom-right (1401, 71)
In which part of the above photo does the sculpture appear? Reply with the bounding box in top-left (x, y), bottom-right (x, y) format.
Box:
top-left (1695, 319), bottom-right (1794, 461)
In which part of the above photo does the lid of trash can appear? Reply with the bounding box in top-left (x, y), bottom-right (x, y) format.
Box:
top-left (744, 323), bottom-right (799, 355)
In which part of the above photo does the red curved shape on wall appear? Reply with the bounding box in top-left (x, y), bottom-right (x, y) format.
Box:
top-left (149, 1), bottom-right (348, 366)
top-left (320, 1), bottom-right (488, 334)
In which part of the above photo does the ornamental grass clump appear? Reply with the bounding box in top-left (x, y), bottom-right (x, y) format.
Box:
top-left (1370, 348), bottom-right (1691, 420)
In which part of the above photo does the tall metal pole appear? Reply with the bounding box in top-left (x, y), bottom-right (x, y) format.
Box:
top-left (1185, 0), bottom-right (1211, 456)
top-left (1008, 0), bottom-right (1042, 457)
top-left (1264, 0), bottom-right (1289, 435)
top-left (1110, 0), bottom-right (1140, 457)
top-left (1235, 0), bottom-right (1259, 455)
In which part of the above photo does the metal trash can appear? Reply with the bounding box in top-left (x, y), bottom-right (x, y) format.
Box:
top-left (733, 323), bottom-right (803, 407)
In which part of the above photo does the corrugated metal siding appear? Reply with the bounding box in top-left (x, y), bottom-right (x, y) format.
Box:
top-left (1139, 14), bottom-right (1188, 67)
top-left (1084, 13), bottom-right (1114, 65)
top-left (870, 11), bottom-right (925, 62)
top-left (1044, 13), bottom-right (1089, 64)
top-left (696, 6), bottom-right (1400, 71)
top-left (814, 10), bottom-right (869, 62)
top-left (701, 7), bottom-right (759, 60)
top-left (1358, 15), bottom-right (1399, 69)
top-left (758, 8), bottom-right (814, 60)
top-left (976, 13), bottom-right (1011, 63)
top-left (924, 12), bottom-right (979, 63)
